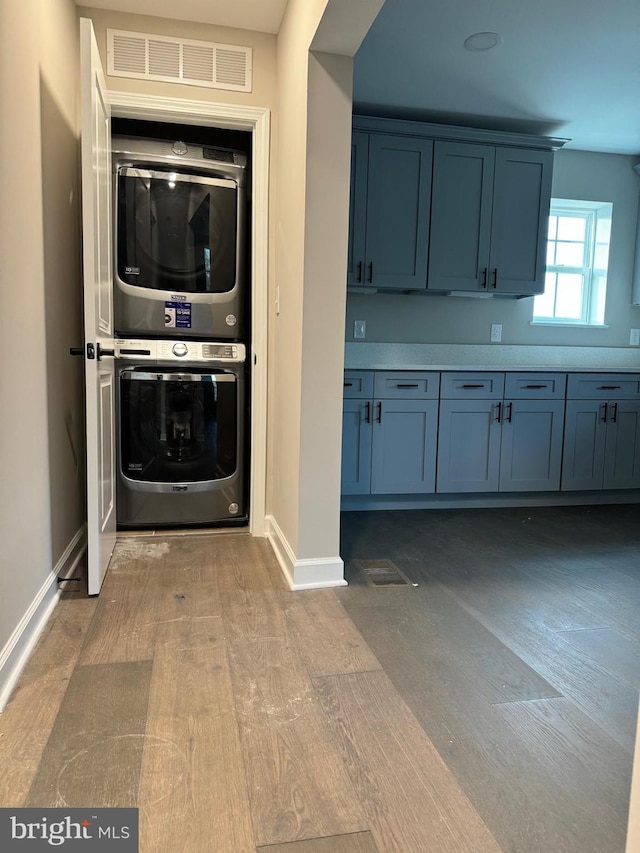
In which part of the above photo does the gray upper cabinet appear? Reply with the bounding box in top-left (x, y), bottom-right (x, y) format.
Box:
top-left (428, 142), bottom-right (553, 295)
top-left (428, 142), bottom-right (495, 292)
top-left (348, 133), bottom-right (433, 290)
top-left (347, 132), bottom-right (369, 287)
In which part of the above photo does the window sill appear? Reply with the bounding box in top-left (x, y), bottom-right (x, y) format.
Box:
top-left (530, 321), bottom-right (609, 329)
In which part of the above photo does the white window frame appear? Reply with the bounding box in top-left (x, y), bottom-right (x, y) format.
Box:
top-left (532, 198), bottom-right (612, 327)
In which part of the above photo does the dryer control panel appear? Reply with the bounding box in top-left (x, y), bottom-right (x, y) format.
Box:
top-left (115, 339), bottom-right (246, 363)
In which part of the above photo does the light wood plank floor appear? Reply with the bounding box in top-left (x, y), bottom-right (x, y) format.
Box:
top-left (0, 504), bottom-right (638, 852)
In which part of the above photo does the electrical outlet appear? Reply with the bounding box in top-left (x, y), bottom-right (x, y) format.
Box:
top-left (354, 320), bottom-right (366, 340)
top-left (630, 328), bottom-right (640, 346)
top-left (490, 323), bottom-right (502, 343)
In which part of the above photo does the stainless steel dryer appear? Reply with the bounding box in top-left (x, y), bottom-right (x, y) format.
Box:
top-left (115, 339), bottom-right (247, 528)
top-left (112, 137), bottom-right (248, 340)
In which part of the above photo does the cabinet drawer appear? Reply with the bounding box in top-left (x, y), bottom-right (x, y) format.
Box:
top-left (373, 371), bottom-right (440, 399)
top-left (505, 373), bottom-right (566, 399)
top-left (343, 371), bottom-right (374, 399)
top-left (566, 373), bottom-right (640, 400)
top-left (440, 372), bottom-right (505, 399)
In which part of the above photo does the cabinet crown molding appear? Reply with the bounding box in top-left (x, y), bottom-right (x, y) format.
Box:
top-left (353, 114), bottom-right (570, 151)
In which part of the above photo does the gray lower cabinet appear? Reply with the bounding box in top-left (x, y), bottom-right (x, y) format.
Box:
top-left (371, 400), bottom-right (438, 493)
top-left (341, 398), bottom-right (373, 495)
top-left (342, 371), bottom-right (439, 495)
top-left (437, 399), bottom-right (502, 492)
top-left (562, 399), bottom-right (640, 490)
top-left (437, 373), bottom-right (565, 493)
top-left (499, 399), bottom-right (565, 491)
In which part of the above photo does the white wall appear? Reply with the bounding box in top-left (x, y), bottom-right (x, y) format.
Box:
top-left (78, 6), bottom-right (277, 109)
top-left (0, 0), bottom-right (84, 703)
top-left (270, 0), bottom-right (383, 584)
top-left (345, 147), bottom-right (640, 348)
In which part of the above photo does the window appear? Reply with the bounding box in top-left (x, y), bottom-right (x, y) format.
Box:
top-left (532, 199), bottom-right (612, 325)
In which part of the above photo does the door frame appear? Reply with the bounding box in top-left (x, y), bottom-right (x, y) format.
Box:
top-left (107, 91), bottom-right (270, 536)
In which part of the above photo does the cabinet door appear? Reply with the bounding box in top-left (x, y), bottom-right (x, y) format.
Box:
top-left (489, 147), bottom-right (553, 295)
top-left (341, 399), bottom-right (372, 495)
top-left (499, 400), bottom-right (564, 492)
top-left (427, 142), bottom-right (494, 292)
top-left (371, 400), bottom-right (437, 494)
top-left (347, 132), bottom-right (369, 287)
top-left (365, 135), bottom-right (433, 290)
top-left (561, 400), bottom-right (607, 490)
top-left (437, 399), bottom-right (501, 492)
top-left (603, 401), bottom-right (640, 489)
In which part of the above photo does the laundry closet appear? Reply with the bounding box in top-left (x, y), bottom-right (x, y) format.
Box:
top-left (110, 118), bottom-right (252, 530)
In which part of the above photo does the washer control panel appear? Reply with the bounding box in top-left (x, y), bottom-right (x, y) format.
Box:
top-left (116, 339), bottom-right (246, 363)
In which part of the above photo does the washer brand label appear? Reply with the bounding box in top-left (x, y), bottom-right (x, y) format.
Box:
top-left (169, 294), bottom-right (187, 301)
top-left (128, 463), bottom-right (142, 471)
top-left (0, 808), bottom-right (138, 850)
top-left (165, 302), bottom-right (191, 329)
top-left (172, 485), bottom-right (188, 492)
top-left (124, 266), bottom-right (140, 275)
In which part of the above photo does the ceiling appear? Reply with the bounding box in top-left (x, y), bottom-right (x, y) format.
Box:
top-left (353, 0), bottom-right (640, 155)
top-left (80, 0), bottom-right (640, 155)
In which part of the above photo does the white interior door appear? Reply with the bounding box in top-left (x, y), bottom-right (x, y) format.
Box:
top-left (80, 17), bottom-right (116, 595)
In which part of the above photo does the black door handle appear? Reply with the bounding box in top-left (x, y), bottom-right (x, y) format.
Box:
top-left (97, 343), bottom-right (115, 360)
top-left (69, 347), bottom-right (84, 357)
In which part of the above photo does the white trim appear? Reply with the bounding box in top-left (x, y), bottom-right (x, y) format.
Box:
top-left (0, 526), bottom-right (87, 712)
top-left (106, 91), bottom-right (269, 537)
top-left (627, 696), bottom-right (640, 852)
top-left (265, 515), bottom-right (347, 590)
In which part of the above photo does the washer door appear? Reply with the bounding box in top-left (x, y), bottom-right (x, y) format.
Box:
top-left (120, 368), bottom-right (237, 484)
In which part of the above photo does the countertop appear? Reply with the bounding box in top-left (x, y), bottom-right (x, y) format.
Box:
top-left (344, 343), bottom-right (640, 373)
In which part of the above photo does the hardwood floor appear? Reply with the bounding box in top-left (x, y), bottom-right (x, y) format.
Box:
top-left (339, 504), bottom-right (639, 853)
top-left (0, 505), bottom-right (638, 852)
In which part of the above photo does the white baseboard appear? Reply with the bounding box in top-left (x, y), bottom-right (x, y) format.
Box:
top-left (265, 515), bottom-right (347, 590)
top-left (0, 525), bottom-right (87, 712)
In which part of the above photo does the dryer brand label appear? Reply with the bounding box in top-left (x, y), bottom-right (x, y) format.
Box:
top-left (125, 266), bottom-right (140, 275)
top-left (165, 302), bottom-right (192, 329)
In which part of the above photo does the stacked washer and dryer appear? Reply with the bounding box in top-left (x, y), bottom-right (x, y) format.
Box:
top-left (112, 136), bottom-right (249, 529)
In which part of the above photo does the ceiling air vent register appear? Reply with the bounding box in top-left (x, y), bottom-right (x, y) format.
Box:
top-left (107, 29), bottom-right (252, 93)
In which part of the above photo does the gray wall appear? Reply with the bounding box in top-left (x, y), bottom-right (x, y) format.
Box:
top-left (0, 0), bottom-right (84, 688)
top-left (345, 148), bottom-right (640, 348)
